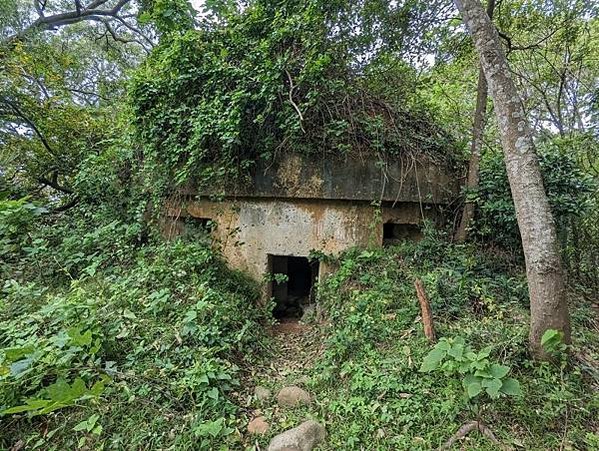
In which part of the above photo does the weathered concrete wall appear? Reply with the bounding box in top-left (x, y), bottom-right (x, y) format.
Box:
top-left (185, 153), bottom-right (459, 204)
top-left (170, 198), bottom-right (437, 288)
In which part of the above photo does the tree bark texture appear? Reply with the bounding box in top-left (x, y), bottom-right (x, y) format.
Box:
top-left (454, 0), bottom-right (495, 243)
top-left (454, 0), bottom-right (570, 358)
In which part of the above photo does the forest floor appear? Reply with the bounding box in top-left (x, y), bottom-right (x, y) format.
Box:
top-left (261, 320), bottom-right (324, 385)
top-left (237, 319), bottom-right (325, 448)
top-left (3, 238), bottom-right (598, 450)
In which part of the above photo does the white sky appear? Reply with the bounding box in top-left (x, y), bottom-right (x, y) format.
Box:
top-left (190, 0), bottom-right (205, 12)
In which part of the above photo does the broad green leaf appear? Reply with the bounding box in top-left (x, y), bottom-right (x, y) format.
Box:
top-left (447, 343), bottom-right (464, 360)
top-left (70, 378), bottom-right (87, 398)
top-left (541, 329), bottom-right (560, 346)
top-left (4, 346), bottom-right (35, 362)
top-left (466, 381), bottom-right (482, 399)
top-left (88, 414), bottom-right (99, 427)
top-left (195, 418), bottom-right (225, 438)
top-left (474, 368), bottom-right (492, 379)
top-left (91, 376), bottom-right (110, 396)
top-left (489, 364), bottom-right (510, 379)
top-left (207, 387), bottom-right (219, 400)
top-left (10, 358), bottom-right (33, 377)
top-left (68, 328), bottom-right (93, 347)
top-left (465, 351), bottom-right (477, 361)
top-left (452, 336), bottom-right (465, 347)
top-left (462, 374), bottom-right (480, 388)
top-left (2, 399), bottom-right (49, 414)
top-left (500, 378), bottom-right (522, 396)
top-left (419, 346), bottom-right (447, 372)
top-left (73, 420), bottom-right (90, 432)
top-left (47, 379), bottom-right (71, 402)
top-left (38, 401), bottom-right (72, 415)
top-left (436, 340), bottom-right (451, 351)
top-left (483, 378), bottom-right (502, 399)
top-left (123, 309), bottom-right (137, 320)
top-left (478, 346), bottom-right (492, 359)
top-left (473, 360), bottom-right (487, 370)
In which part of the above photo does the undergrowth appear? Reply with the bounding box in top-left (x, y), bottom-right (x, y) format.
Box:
top-left (298, 228), bottom-right (599, 450)
top-left (2, 205), bottom-right (598, 450)
top-left (0, 215), bottom-right (270, 449)
top-left (252, 231), bottom-right (599, 450)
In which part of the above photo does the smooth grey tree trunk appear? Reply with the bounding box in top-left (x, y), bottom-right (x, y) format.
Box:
top-left (455, 0), bottom-right (495, 243)
top-left (454, 0), bottom-right (570, 358)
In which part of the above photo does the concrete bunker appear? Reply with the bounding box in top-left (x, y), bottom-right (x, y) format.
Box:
top-left (269, 255), bottom-right (319, 320)
top-left (166, 153), bottom-right (460, 305)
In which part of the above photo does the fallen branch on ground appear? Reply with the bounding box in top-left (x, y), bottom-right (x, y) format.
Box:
top-left (414, 278), bottom-right (436, 342)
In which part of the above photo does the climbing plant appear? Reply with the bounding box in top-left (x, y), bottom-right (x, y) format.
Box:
top-left (130, 0), bottom-right (457, 198)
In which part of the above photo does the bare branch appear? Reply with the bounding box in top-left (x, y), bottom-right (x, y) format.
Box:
top-left (86, 0), bottom-right (112, 9)
top-left (98, 19), bottom-right (153, 52)
top-left (16, 0), bottom-right (132, 38)
top-left (1, 99), bottom-right (57, 158)
top-left (39, 171), bottom-right (74, 194)
top-left (48, 196), bottom-right (80, 213)
top-left (34, 0), bottom-right (45, 17)
top-left (113, 16), bottom-right (155, 47)
top-left (498, 25), bottom-right (561, 55)
top-left (285, 69), bottom-right (306, 133)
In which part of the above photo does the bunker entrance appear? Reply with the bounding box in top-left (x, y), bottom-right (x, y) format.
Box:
top-left (383, 222), bottom-right (422, 246)
top-left (269, 255), bottom-right (318, 320)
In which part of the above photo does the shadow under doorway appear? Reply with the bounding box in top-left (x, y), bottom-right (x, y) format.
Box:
top-left (269, 255), bottom-right (318, 320)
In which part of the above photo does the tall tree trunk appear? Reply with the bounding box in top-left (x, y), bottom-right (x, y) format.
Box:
top-left (454, 0), bottom-right (570, 358)
top-left (454, 68), bottom-right (487, 243)
top-left (455, 0), bottom-right (495, 244)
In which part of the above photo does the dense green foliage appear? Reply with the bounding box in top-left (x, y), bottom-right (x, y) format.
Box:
top-left (475, 136), bottom-right (596, 250)
top-left (230, 231), bottom-right (598, 450)
top-left (130, 0), bottom-right (455, 194)
top-left (1, 210), bottom-right (269, 448)
top-left (304, 234), bottom-right (598, 449)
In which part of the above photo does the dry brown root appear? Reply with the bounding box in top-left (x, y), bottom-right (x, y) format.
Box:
top-left (440, 420), bottom-right (510, 450)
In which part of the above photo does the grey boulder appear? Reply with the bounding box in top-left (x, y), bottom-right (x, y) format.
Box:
top-left (254, 386), bottom-right (272, 401)
top-left (267, 420), bottom-right (326, 451)
top-left (276, 386), bottom-right (311, 408)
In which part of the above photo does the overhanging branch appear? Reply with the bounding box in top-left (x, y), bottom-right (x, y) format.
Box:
top-left (13, 0), bottom-right (133, 40)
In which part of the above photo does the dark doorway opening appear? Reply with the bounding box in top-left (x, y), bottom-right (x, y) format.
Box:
top-left (269, 255), bottom-right (318, 320)
top-left (383, 222), bottom-right (422, 246)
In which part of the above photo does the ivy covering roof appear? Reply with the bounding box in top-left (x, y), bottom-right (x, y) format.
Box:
top-left (130, 0), bottom-right (457, 191)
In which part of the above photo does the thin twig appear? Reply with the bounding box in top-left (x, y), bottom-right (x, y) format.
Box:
top-left (284, 69), bottom-right (306, 133)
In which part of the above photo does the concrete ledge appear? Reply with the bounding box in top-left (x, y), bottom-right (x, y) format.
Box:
top-left (189, 153), bottom-right (459, 204)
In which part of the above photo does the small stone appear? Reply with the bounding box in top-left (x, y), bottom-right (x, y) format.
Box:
top-left (277, 386), bottom-right (311, 408)
top-left (267, 420), bottom-right (326, 451)
top-left (248, 416), bottom-right (269, 435)
top-left (254, 386), bottom-right (272, 401)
